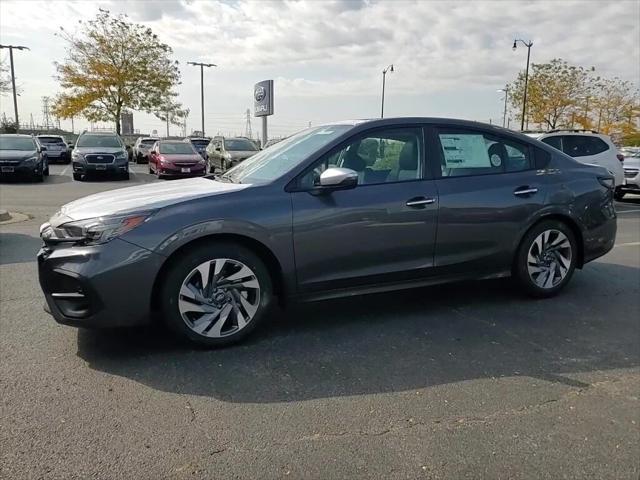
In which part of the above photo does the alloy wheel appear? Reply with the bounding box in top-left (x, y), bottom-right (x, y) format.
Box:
top-left (178, 258), bottom-right (261, 338)
top-left (527, 229), bottom-right (572, 289)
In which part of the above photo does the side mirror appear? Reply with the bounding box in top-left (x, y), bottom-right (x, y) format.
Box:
top-left (40, 146), bottom-right (47, 152)
top-left (315, 167), bottom-right (358, 192)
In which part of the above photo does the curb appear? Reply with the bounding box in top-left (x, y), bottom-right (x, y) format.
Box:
top-left (0, 211), bottom-right (29, 225)
top-left (0, 209), bottom-right (11, 222)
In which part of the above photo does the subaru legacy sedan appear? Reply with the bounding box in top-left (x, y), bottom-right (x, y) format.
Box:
top-left (38, 118), bottom-right (617, 347)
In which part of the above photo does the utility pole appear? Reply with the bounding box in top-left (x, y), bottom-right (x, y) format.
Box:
top-left (166, 107), bottom-right (170, 138)
top-left (245, 108), bottom-right (252, 138)
top-left (381, 64), bottom-right (394, 118)
top-left (512, 39), bottom-right (533, 131)
top-left (187, 61), bottom-right (217, 137)
top-left (0, 44), bottom-right (29, 131)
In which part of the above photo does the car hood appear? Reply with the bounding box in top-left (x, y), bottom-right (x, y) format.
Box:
top-left (623, 157), bottom-right (640, 169)
top-left (75, 147), bottom-right (124, 154)
top-left (161, 154), bottom-right (203, 163)
top-left (50, 177), bottom-right (250, 226)
top-left (229, 150), bottom-right (257, 160)
top-left (0, 149), bottom-right (38, 160)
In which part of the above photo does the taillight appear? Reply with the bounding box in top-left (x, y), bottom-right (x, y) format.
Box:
top-left (598, 176), bottom-right (615, 189)
top-left (617, 153), bottom-right (624, 162)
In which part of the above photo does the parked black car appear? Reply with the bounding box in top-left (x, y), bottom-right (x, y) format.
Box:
top-left (37, 135), bottom-right (70, 164)
top-left (38, 118), bottom-right (616, 347)
top-left (184, 137), bottom-right (210, 160)
top-left (0, 134), bottom-right (49, 182)
top-left (71, 131), bottom-right (129, 181)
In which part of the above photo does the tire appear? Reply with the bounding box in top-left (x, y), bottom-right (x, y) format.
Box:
top-left (44, 164), bottom-right (50, 176)
top-left (160, 242), bottom-right (273, 347)
top-left (121, 171), bottom-right (130, 181)
top-left (73, 172), bottom-right (82, 181)
top-left (614, 190), bottom-right (625, 201)
top-left (514, 220), bottom-right (577, 298)
top-left (34, 165), bottom-right (44, 182)
top-left (148, 165), bottom-right (153, 174)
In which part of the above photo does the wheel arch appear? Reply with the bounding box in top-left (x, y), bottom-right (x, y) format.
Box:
top-left (517, 213), bottom-right (585, 269)
top-left (150, 233), bottom-right (286, 316)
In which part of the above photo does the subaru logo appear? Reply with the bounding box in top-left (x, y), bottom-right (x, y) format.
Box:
top-left (254, 86), bottom-right (266, 102)
top-left (97, 156), bottom-right (103, 160)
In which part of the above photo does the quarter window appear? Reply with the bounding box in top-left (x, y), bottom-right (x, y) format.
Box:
top-left (561, 136), bottom-right (608, 157)
top-left (300, 128), bottom-right (422, 189)
top-left (437, 130), bottom-right (531, 177)
top-left (540, 136), bottom-right (562, 151)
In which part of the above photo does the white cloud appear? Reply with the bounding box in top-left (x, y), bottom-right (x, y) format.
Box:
top-left (0, 0), bottom-right (638, 135)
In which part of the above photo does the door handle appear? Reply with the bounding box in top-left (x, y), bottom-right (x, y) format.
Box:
top-left (406, 197), bottom-right (436, 207)
top-left (513, 187), bottom-right (538, 196)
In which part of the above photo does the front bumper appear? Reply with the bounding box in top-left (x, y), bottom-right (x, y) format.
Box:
top-left (618, 171), bottom-right (640, 193)
top-left (38, 238), bottom-right (165, 328)
top-left (0, 162), bottom-right (42, 176)
top-left (73, 161), bottom-right (128, 176)
top-left (157, 164), bottom-right (206, 176)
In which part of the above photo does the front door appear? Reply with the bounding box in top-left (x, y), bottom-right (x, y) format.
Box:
top-left (291, 126), bottom-right (439, 293)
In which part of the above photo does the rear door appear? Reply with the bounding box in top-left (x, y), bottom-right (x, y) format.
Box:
top-left (290, 126), bottom-right (439, 293)
top-left (432, 126), bottom-right (547, 275)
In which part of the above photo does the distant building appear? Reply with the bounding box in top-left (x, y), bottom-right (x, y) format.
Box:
top-left (121, 112), bottom-right (134, 135)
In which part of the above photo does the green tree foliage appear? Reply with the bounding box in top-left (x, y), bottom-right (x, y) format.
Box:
top-left (507, 59), bottom-right (639, 139)
top-left (51, 9), bottom-right (181, 134)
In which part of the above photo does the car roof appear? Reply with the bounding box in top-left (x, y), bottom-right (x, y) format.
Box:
top-left (37, 134), bottom-right (63, 138)
top-left (0, 133), bottom-right (34, 138)
top-left (80, 131), bottom-right (119, 136)
top-left (539, 130), bottom-right (607, 138)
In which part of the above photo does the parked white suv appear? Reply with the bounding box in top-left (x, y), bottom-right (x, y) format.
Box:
top-left (538, 130), bottom-right (624, 187)
top-left (616, 150), bottom-right (640, 200)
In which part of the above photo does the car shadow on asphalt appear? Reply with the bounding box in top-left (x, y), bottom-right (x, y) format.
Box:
top-left (76, 261), bottom-right (640, 403)
top-left (0, 233), bottom-right (42, 265)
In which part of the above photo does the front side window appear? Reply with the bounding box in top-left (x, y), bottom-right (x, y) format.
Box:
top-left (299, 127), bottom-right (422, 189)
top-left (437, 129), bottom-right (531, 177)
top-left (562, 135), bottom-right (608, 157)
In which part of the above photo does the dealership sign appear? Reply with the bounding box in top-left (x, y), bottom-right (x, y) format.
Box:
top-left (254, 80), bottom-right (274, 117)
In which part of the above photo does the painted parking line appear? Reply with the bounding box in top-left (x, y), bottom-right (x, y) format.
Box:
top-left (617, 209), bottom-right (640, 214)
top-left (60, 164), bottom-right (70, 176)
top-left (615, 242), bottom-right (640, 248)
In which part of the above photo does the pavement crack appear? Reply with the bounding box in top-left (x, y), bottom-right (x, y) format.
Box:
top-left (185, 400), bottom-right (196, 422)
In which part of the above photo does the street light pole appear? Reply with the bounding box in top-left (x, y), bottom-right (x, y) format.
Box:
top-left (381, 64), bottom-right (394, 118)
top-left (497, 86), bottom-right (509, 127)
top-left (0, 44), bottom-right (29, 131)
top-left (512, 39), bottom-right (533, 131)
top-left (187, 61), bottom-right (217, 137)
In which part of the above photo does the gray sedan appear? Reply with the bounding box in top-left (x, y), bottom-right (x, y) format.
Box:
top-left (38, 118), bottom-right (617, 347)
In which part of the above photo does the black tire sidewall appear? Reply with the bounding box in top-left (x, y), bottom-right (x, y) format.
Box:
top-left (515, 220), bottom-right (577, 298)
top-left (160, 242), bottom-right (273, 347)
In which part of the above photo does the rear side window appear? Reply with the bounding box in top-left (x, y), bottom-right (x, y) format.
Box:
top-left (541, 136), bottom-right (562, 151)
top-left (562, 136), bottom-right (608, 157)
top-left (436, 129), bottom-right (531, 177)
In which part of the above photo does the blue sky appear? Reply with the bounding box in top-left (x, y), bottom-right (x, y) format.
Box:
top-left (1, 0), bottom-right (638, 138)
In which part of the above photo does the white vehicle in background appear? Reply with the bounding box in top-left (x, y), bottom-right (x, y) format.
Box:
top-left (133, 137), bottom-right (158, 164)
top-left (615, 150), bottom-right (640, 200)
top-left (538, 130), bottom-right (624, 187)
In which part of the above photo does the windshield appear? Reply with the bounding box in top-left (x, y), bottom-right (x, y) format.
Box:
top-left (141, 139), bottom-right (157, 146)
top-left (222, 125), bottom-right (352, 184)
top-left (0, 136), bottom-right (36, 151)
top-left (225, 138), bottom-right (258, 151)
top-left (160, 143), bottom-right (196, 155)
top-left (38, 136), bottom-right (65, 144)
top-left (77, 135), bottom-right (122, 148)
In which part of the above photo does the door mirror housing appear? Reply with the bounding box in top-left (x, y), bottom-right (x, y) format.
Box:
top-left (314, 167), bottom-right (358, 193)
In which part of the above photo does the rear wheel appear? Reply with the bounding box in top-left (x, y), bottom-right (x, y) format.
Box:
top-left (514, 220), bottom-right (577, 298)
top-left (160, 243), bottom-right (273, 347)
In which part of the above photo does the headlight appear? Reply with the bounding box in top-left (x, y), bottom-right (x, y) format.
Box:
top-left (52, 212), bottom-right (154, 245)
top-left (115, 151), bottom-right (128, 160)
top-left (22, 156), bottom-right (38, 165)
top-left (72, 151), bottom-right (84, 160)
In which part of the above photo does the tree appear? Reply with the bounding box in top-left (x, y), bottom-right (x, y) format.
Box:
top-left (51, 9), bottom-right (181, 134)
top-left (154, 100), bottom-right (189, 136)
top-left (590, 77), bottom-right (638, 135)
top-left (507, 59), bottom-right (592, 130)
top-left (0, 60), bottom-right (11, 95)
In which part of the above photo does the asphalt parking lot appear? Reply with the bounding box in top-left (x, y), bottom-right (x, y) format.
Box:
top-left (1, 164), bottom-right (639, 479)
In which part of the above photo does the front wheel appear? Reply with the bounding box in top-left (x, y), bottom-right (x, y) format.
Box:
top-left (514, 220), bottom-right (577, 298)
top-left (160, 243), bottom-right (273, 347)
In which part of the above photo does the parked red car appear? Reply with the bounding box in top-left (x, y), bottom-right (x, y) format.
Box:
top-left (148, 140), bottom-right (207, 179)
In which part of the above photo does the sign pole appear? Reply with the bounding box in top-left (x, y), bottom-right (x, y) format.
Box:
top-left (262, 117), bottom-right (267, 148)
